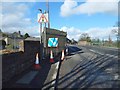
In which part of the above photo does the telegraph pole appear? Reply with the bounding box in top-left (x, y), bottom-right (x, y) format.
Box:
top-left (46, 0), bottom-right (50, 29)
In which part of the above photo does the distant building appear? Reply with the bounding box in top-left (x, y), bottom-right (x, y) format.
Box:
top-left (0, 37), bottom-right (6, 50)
top-left (4, 37), bottom-right (12, 45)
top-left (66, 38), bottom-right (72, 44)
top-left (71, 39), bottom-right (78, 45)
top-left (4, 37), bottom-right (24, 49)
top-left (78, 40), bottom-right (90, 46)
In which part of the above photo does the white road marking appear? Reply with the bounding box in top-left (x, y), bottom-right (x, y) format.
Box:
top-left (56, 62), bottom-right (59, 69)
top-left (51, 61), bottom-right (60, 88)
top-left (89, 49), bottom-right (118, 58)
top-left (89, 49), bottom-right (104, 55)
top-left (106, 54), bottom-right (118, 58)
top-left (114, 74), bottom-right (119, 80)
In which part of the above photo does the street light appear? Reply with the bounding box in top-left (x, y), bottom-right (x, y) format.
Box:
top-left (38, 9), bottom-right (42, 44)
top-left (38, 8), bottom-right (47, 60)
top-left (38, 9), bottom-right (42, 13)
top-left (38, 9), bottom-right (43, 60)
top-left (46, 0), bottom-right (50, 28)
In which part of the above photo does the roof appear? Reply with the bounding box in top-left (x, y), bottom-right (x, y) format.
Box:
top-left (45, 27), bottom-right (67, 36)
top-left (0, 37), bottom-right (6, 40)
top-left (66, 38), bottom-right (72, 42)
top-left (25, 37), bottom-right (40, 41)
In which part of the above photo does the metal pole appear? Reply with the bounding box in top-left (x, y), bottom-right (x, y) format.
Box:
top-left (42, 23), bottom-right (45, 59)
top-left (40, 23), bottom-right (42, 43)
top-left (14, 36), bottom-right (15, 50)
top-left (46, 0), bottom-right (50, 56)
top-left (45, 23), bottom-right (46, 28)
top-left (38, 9), bottom-right (43, 60)
top-left (46, 0), bottom-right (50, 28)
top-left (40, 22), bottom-right (42, 60)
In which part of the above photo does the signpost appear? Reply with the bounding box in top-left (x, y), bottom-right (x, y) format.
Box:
top-left (37, 0), bottom-right (50, 59)
top-left (48, 38), bottom-right (58, 56)
top-left (38, 11), bottom-right (49, 60)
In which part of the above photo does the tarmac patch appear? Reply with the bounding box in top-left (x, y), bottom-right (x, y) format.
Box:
top-left (16, 71), bottom-right (38, 84)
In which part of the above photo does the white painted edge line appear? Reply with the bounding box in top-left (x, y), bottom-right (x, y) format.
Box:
top-left (51, 61), bottom-right (60, 89)
top-left (56, 62), bottom-right (59, 69)
top-left (51, 73), bottom-right (57, 85)
top-left (106, 54), bottom-right (118, 58)
top-left (89, 49), bottom-right (118, 59)
top-left (89, 49), bottom-right (104, 55)
top-left (114, 73), bottom-right (119, 80)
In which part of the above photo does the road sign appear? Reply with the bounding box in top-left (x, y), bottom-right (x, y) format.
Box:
top-left (48, 38), bottom-right (58, 47)
top-left (38, 13), bottom-right (48, 23)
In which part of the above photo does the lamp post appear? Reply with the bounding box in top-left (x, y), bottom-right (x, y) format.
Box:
top-left (38, 9), bottom-right (43, 60)
top-left (38, 9), bottom-right (47, 60)
top-left (46, 0), bottom-right (50, 29)
top-left (38, 9), bottom-right (42, 44)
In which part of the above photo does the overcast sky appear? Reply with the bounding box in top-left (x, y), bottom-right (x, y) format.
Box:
top-left (0, 0), bottom-right (119, 41)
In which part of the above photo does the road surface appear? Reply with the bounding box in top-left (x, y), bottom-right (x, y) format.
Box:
top-left (2, 45), bottom-right (119, 89)
top-left (57, 45), bottom-right (119, 89)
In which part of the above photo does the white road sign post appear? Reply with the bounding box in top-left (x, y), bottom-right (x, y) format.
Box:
top-left (38, 12), bottom-right (49, 60)
top-left (38, 13), bottom-right (49, 41)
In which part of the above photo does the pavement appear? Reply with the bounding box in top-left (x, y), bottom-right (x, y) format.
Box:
top-left (2, 53), bottom-right (61, 89)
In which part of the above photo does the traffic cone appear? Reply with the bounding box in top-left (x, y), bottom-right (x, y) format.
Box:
top-left (50, 50), bottom-right (54, 63)
top-left (61, 50), bottom-right (65, 60)
top-left (34, 53), bottom-right (41, 69)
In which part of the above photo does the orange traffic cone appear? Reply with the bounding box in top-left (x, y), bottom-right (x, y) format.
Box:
top-left (34, 53), bottom-right (41, 69)
top-left (50, 50), bottom-right (54, 63)
top-left (61, 50), bottom-right (65, 60)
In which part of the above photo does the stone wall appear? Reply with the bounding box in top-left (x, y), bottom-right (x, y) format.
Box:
top-left (2, 40), bottom-right (40, 84)
top-left (2, 27), bottom-right (67, 85)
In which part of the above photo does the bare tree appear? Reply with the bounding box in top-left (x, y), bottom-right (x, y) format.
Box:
top-left (112, 21), bottom-right (120, 37)
top-left (79, 33), bottom-right (91, 42)
top-left (111, 21), bottom-right (120, 48)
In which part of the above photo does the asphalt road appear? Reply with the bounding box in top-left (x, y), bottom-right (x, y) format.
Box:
top-left (2, 45), bottom-right (119, 89)
top-left (57, 45), bottom-right (119, 89)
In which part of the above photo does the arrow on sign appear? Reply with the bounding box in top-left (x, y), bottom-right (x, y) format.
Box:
top-left (48, 38), bottom-right (58, 47)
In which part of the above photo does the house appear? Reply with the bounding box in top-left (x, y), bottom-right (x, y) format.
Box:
top-left (66, 38), bottom-right (72, 44)
top-left (4, 37), bottom-right (12, 45)
top-left (0, 37), bottom-right (6, 50)
top-left (71, 39), bottom-right (78, 45)
top-left (78, 40), bottom-right (90, 46)
top-left (4, 37), bottom-right (24, 49)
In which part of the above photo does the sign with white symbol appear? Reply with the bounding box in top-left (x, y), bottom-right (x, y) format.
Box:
top-left (38, 13), bottom-right (48, 23)
top-left (48, 38), bottom-right (58, 47)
